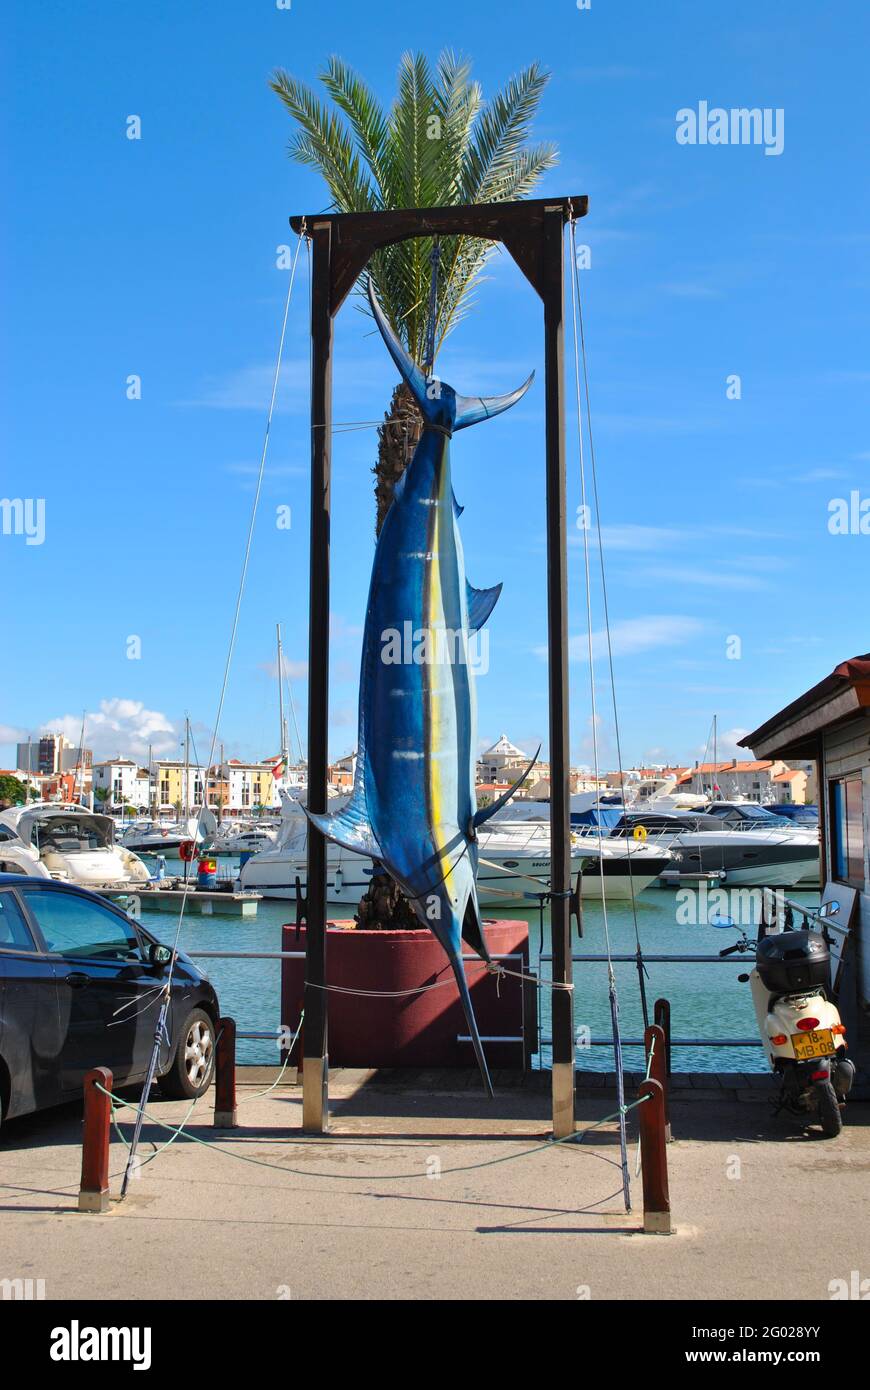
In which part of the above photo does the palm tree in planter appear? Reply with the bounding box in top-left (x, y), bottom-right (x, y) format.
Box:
top-left (271, 50), bottom-right (558, 531)
top-left (272, 51), bottom-right (556, 939)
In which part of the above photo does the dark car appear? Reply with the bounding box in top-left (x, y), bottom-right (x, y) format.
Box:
top-left (0, 874), bottom-right (219, 1132)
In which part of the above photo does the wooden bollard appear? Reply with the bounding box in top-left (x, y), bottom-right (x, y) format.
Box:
top-left (644, 1023), bottom-right (671, 1142)
top-left (79, 1067), bottom-right (113, 1213)
top-left (654, 997), bottom-right (672, 1076)
top-left (213, 1017), bottom-right (238, 1128)
top-left (638, 1077), bottom-right (671, 1234)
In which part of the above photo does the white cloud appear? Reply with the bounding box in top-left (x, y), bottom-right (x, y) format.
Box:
top-left (259, 658), bottom-right (309, 681)
top-left (43, 700), bottom-right (177, 760)
top-left (0, 723), bottom-right (26, 744)
top-left (554, 615), bottom-right (705, 663)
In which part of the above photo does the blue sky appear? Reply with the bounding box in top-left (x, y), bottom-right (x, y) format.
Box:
top-left (2, 0), bottom-right (868, 773)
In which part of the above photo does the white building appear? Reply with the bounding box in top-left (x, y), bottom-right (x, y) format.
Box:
top-left (477, 734), bottom-right (532, 784)
top-left (92, 758), bottom-right (150, 810)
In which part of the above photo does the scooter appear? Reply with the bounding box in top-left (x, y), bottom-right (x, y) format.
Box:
top-left (719, 911), bottom-right (855, 1137)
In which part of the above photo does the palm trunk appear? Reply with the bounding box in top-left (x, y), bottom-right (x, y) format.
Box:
top-left (374, 381), bottom-right (424, 536)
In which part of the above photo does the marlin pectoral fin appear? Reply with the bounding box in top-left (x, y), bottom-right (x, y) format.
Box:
top-left (472, 745), bottom-right (542, 829)
top-left (466, 580), bottom-right (502, 632)
top-left (461, 894), bottom-right (491, 963)
top-left (453, 373), bottom-right (535, 431)
top-left (304, 796), bottom-right (381, 860)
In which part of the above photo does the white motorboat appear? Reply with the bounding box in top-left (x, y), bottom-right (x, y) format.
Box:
top-left (699, 801), bottom-right (820, 886)
top-left (238, 801), bottom-right (672, 905)
top-left (212, 819), bottom-right (280, 856)
top-left (0, 802), bottom-right (151, 889)
top-left (120, 811), bottom-right (217, 854)
top-left (596, 809), bottom-right (819, 888)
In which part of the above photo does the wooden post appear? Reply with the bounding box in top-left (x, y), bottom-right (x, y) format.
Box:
top-left (543, 203), bottom-right (574, 1140)
top-left (79, 1066), bottom-right (112, 1213)
top-left (654, 997), bottom-right (672, 1076)
top-left (638, 1077), bottom-right (671, 1234)
top-left (214, 1017), bottom-right (238, 1128)
top-left (303, 219), bottom-right (334, 1135)
top-left (644, 1023), bottom-right (671, 1141)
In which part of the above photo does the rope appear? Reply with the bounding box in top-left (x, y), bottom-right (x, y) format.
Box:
top-left (569, 220), bottom-right (649, 1029)
top-left (120, 223), bottom-right (307, 1198)
top-left (567, 216), bottom-right (631, 1211)
top-left (96, 1081), bottom-right (651, 1186)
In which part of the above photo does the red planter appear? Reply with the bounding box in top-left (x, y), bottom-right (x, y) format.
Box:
top-left (280, 919), bottom-right (534, 1069)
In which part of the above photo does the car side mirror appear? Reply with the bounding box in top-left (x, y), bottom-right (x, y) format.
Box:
top-left (817, 901), bottom-right (840, 919)
top-left (147, 942), bottom-right (173, 968)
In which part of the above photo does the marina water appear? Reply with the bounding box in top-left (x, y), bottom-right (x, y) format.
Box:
top-left (136, 853), bottom-right (820, 1073)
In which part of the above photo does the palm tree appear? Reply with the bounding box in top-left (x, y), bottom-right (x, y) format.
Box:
top-left (271, 51), bottom-right (557, 531)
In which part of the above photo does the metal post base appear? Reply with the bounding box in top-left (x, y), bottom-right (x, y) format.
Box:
top-left (552, 1061), bottom-right (575, 1139)
top-left (302, 1055), bottom-right (329, 1133)
top-left (643, 1210), bottom-right (673, 1235)
top-left (78, 1190), bottom-right (110, 1214)
top-left (214, 1108), bottom-right (238, 1129)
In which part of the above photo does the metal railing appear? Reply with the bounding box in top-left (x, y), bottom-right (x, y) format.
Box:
top-left (537, 950), bottom-right (763, 1057)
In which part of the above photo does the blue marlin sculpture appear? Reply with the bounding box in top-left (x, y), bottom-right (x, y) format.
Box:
top-left (307, 278), bottom-right (537, 1095)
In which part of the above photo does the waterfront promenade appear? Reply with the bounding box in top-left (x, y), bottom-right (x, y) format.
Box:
top-left (2, 1069), bottom-right (868, 1301)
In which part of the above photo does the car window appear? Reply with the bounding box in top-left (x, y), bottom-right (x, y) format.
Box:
top-left (20, 889), bottom-right (140, 960)
top-left (0, 891), bottom-right (37, 952)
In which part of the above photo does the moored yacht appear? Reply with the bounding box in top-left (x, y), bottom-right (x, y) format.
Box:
top-left (0, 802), bottom-right (151, 889)
top-left (238, 800), bottom-right (672, 904)
top-left (600, 809), bottom-right (819, 888)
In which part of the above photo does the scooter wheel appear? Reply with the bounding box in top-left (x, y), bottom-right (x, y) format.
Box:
top-left (816, 1079), bottom-right (843, 1138)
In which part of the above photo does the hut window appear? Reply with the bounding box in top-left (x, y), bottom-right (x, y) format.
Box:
top-left (829, 776), bottom-right (865, 887)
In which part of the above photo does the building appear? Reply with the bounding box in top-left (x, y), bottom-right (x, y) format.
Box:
top-left (477, 734), bottom-right (533, 784)
top-left (152, 760), bottom-right (207, 815)
top-left (328, 754), bottom-right (356, 792)
top-left (741, 654), bottom-right (870, 1065)
top-left (676, 759), bottom-right (810, 804)
top-left (16, 734), bottom-right (92, 777)
top-left (92, 758), bottom-right (150, 811)
top-left (220, 760), bottom-right (280, 813)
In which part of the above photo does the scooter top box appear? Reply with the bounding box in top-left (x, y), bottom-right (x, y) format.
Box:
top-left (756, 929), bottom-right (831, 994)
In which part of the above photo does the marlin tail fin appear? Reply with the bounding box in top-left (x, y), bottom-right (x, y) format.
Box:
top-left (366, 277), bottom-right (533, 431)
top-left (446, 945), bottom-right (494, 1097)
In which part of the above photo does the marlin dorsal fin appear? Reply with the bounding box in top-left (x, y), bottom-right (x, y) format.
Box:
top-left (472, 746), bottom-right (542, 829)
top-left (466, 580), bottom-right (502, 632)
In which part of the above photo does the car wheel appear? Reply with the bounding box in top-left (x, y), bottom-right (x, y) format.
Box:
top-left (159, 1008), bottom-right (216, 1099)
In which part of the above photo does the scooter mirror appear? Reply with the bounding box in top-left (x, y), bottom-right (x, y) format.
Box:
top-left (709, 915), bottom-right (736, 928)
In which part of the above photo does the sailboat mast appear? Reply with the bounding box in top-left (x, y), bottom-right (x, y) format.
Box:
top-left (183, 715), bottom-right (190, 821)
top-left (712, 714), bottom-right (718, 801)
top-left (277, 623), bottom-right (288, 765)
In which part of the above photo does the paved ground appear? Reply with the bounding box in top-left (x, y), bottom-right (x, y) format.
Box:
top-left (2, 1069), bottom-right (868, 1301)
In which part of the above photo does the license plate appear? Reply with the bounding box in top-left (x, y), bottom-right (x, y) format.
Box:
top-left (791, 1028), bottom-right (835, 1060)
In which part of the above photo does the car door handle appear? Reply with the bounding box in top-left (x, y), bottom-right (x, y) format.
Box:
top-left (64, 972), bottom-right (90, 989)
